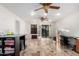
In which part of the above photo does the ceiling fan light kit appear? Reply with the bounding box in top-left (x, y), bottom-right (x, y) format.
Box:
top-left (40, 16), bottom-right (48, 21)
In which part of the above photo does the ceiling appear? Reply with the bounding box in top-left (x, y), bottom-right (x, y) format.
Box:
top-left (1, 3), bottom-right (79, 22)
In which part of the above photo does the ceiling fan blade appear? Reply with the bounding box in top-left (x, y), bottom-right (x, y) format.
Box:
top-left (49, 6), bottom-right (60, 9)
top-left (34, 7), bottom-right (43, 11)
top-left (40, 3), bottom-right (52, 6)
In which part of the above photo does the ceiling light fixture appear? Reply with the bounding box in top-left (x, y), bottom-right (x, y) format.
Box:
top-left (56, 13), bottom-right (61, 16)
top-left (31, 11), bottom-right (36, 16)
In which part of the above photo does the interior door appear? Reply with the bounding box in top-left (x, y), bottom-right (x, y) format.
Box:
top-left (31, 24), bottom-right (37, 39)
top-left (41, 25), bottom-right (49, 38)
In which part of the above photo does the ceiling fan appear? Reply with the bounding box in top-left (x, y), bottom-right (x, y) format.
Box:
top-left (35, 3), bottom-right (60, 13)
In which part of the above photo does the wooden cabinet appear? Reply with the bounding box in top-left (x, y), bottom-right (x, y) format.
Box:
top-left (76, 37), bottom-right (79, 53)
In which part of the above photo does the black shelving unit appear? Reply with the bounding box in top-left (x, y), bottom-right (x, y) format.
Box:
top-left (0, 37), bottom-right (15, 56)
top-left (0, 38), bottom-right (3, 56)
top-left (0, 35), bottom-right (25, 56)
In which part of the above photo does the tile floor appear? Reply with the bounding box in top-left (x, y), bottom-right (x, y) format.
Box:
top-left (20, 38), bottom-right (79, 56)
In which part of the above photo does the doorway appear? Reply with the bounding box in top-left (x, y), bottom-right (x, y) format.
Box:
top-left (15, 20), bottom-right (20, 34)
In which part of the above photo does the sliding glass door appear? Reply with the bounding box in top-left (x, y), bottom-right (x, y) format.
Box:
top-left (41, 25), bottom-right (49, 38)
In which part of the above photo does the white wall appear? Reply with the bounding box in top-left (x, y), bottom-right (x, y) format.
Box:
top-left (56, 11), bottom-right (79, 37)
top-left (0, 5), bottom-right (26, 35)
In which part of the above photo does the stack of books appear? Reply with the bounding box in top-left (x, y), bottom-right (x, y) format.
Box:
top-left (4, 40), bottom-right (14, 45)
top-left (0, 48), bottom-right (2, 54)
top-left (4, 47), bottom-right (14, 54)
top-left (0, 40), bottom-right (2, 45)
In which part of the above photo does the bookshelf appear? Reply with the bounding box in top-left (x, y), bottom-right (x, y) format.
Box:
top-left (0, 35), bottom-right (25, 56)
top-left (0, 37), bottom-right (16, 56)
top-left (4, 37), bottom-right (15, 56)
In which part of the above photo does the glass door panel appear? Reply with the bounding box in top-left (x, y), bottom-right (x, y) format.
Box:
top-left (42, 25), bottom-right (49, 38)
